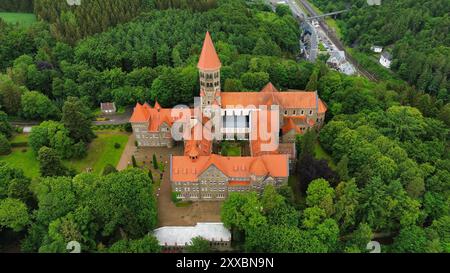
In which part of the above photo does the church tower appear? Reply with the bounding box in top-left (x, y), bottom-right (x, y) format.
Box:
top-left (198, 32), bottom-right (221, 116)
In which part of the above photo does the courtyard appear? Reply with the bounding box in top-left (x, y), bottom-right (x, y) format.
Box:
top-left (132, 144), bottom-right (223, 227)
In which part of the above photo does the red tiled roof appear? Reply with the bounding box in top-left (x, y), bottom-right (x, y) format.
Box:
top-left (249, 157), bottom-right (268, 176)
top-left (282, 117), bottom-right (301, 134)
top-left (130, 103), bottom-right (151, 122)
top-left (171, 154), bottom-right (288, 182)
top-left (221, 90), bottom-right (321, 109)
top-left (261, 82), bottom-right (279, 93)
top-left (318, 99), bottom-right (328, 113)
top-left (197, 32), bottom-right (221, 71)
top-left (130, 102), bottom-right (187, 132)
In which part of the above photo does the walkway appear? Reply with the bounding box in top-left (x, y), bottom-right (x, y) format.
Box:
top-left (116, 134), bottom-right (136, 170)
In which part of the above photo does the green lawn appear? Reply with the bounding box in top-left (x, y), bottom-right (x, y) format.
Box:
top-left (10, 134), bottom-right (29, 144)
top-left (314, 141), bottom-right (337, 170)
top-left (0, 148), bottom-right (40, 178)
top-left (0, 12), bottom-right (36, 27)
top-left (65, 133), bottom-right (129, 174)
top-left (1, 132), bottom-right (129, 178)
top-left (221, 142), bottom-right (242, 157)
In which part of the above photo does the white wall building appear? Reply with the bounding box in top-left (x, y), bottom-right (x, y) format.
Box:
top-left (379, 51), bottom-right (392, 68)
top-left (153, 222), bottom-right (231, 249)
top-left (371, 45), bottom-right (383, 53)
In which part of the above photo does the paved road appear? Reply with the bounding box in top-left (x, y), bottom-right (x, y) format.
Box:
top-left (285, 0), bottom-right (319, 62)
top-left (298, 0), bottom-right (378, 81)
top-left (94, 107), bottom-right (132, 125)
top-left (116, 133), bottom-right (136, 171)
top-left (11, 108), bottom-right (133, 128)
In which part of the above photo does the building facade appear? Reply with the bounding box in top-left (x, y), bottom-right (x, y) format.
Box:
top-left (170, 154), bottom-right (289, 201)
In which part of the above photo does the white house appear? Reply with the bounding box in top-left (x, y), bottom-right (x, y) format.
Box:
top-left (367, 0), bottom-right (382, 6)
top-left (153, 222), bottom-right (231, 250)
top-left (327, 51), bottom-right (357, 75)
top-left (379, 52), bottom-right (392, 68)
top-left (371, 45), bottom-right (383, 53)
top-left (100, 102), bottom-right (117, 114)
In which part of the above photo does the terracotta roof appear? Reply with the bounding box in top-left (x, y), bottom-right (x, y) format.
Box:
top-left (130, 102), bottom-right (187, 132)
top-left (249, 109), bottom-right (279, 157)
top-left (261, 82), bottom-right (279, 93)
top-left (249, 157), bottom-right (268, 176)
top-left (183, 120), bottom-right (212, 158)
top-left (318, 99), bottom-right (327, 113)
top-left (282, 117), bottom-right (302, 134)
top-left (171, 154), bottom-right (288, 182)
top-left (197, 32), bottom-right (221, 71)
top-left (130, 103), bottom-right (151, 122)
top-left (221, 90), bottom-right (321, 109)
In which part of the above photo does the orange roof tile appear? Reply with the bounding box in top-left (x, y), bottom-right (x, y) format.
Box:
top-left (261, 82), bottom-right (279, 93)
top-left (249, 157), bottom-right (268, 176)
top-left (130, 102), bottom-right (189, 132)
top-left (318, 99), bottom-right (327, 113)
top-left (171, 154), bottom-right (288, 182)
top-left (221, 90), bottom-right (318, 109)
top-left (130, 103), bottom-right (150, 123)
top-left (282, 117), bottom-right (302, 134)
top-left (197, 32), bottom-right (221, 71)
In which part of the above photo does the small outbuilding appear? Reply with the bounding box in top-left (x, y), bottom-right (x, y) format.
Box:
top-left (371, 45), bottom-right (383, 53)
top-left (100, 102), bottom-right (117, 114)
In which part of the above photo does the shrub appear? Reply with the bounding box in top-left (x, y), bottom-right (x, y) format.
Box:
top-left (71, 141), bottom-right (87, 159)
top-left (0, 134), bottom-right (11, 155)
top-left (171, 192), bottom-right (181, 203)
top-left (132, 155), bottom-right (137, 167)
top-left (103, 164), bottom-right (118, 175)
top-left (114, 143), bottom-right (121, 149)
top-left (124, 122), bottom-right (133, 132)
top-left (11, 142), bottom-right (28, 148)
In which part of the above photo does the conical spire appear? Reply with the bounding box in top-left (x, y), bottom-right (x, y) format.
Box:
top-left (197, 32), bottom-right (221, 70)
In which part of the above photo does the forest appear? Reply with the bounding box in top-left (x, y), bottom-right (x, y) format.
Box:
top-left (0, 0), bottom-right (448, 253)
top-left (0, 0), bottom-right (34, 13)
top-left (310, 0), bottom-right (450, 103)
top-left (222, 67), bottom-right (449, 253)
